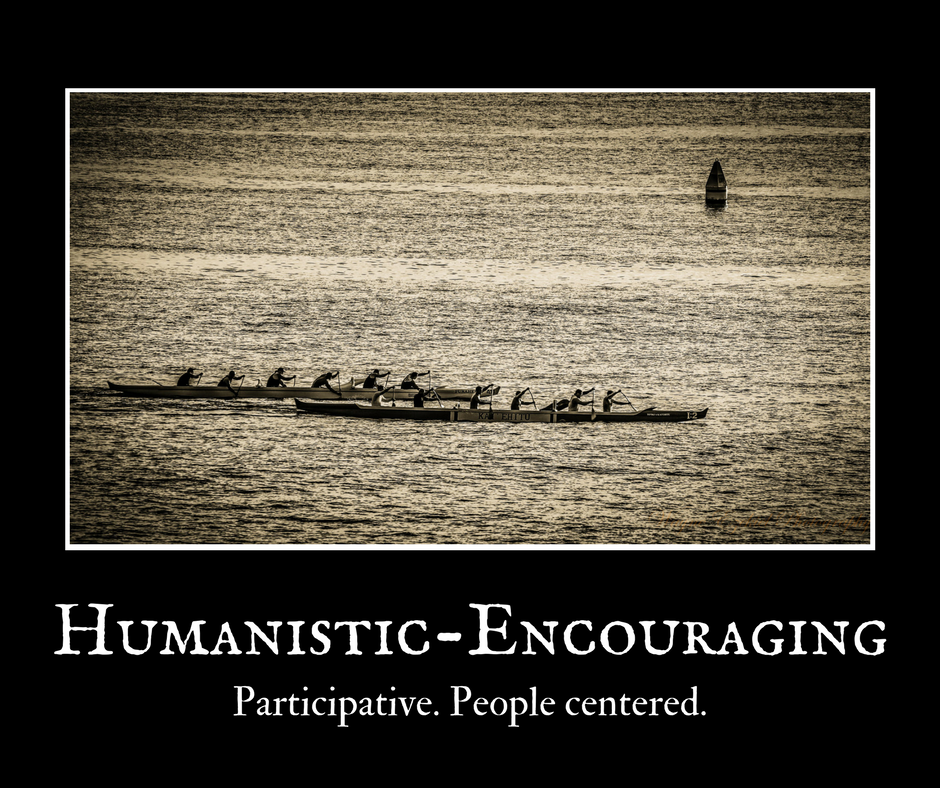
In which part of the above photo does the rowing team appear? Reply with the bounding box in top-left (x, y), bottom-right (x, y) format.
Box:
top-left (176, 367), bottom-right (429, 394)
top-left (176, 367), bottom-right (637, 412)
top-left (382, 385), bottom-right (635, 413)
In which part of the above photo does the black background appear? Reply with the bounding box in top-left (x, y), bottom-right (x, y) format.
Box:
top-left (48, 547), bottom-right (890, 765)
top-left (59, 82), bottom-right (883, 775)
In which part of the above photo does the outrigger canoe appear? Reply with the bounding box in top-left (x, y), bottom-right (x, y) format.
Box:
top-left (294, 400), bottom-right (708, 423)
top-left (107, 382), bottom-right (498, 401)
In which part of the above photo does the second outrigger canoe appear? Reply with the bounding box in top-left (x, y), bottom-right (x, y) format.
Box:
top-left (107, 381), bottom-right (498, 401)
top-left (294, 400), bottom-right (708, 423)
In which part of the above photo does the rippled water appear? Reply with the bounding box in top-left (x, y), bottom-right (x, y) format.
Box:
top-left (68, 91), bottom-right (871, 546)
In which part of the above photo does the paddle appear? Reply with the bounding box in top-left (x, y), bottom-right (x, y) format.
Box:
top-left (235, 375), bottom-right (245, 398)
top-left (618, 389), bottom-right (638, 412)
top-left (484, 383), bottom-right (495, 411)
top-left (513, 387), bottom-right (536, 409)
top-left (525, 386), bottom-right (537, 409)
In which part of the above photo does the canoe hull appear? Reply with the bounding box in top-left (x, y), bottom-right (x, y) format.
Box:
top-left (107, 382), bottom-right (495, 401)
top-left (294, 400), bottom-right (707, 423)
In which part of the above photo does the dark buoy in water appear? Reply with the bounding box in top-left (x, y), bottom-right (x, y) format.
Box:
top-left (705, 160), bottom-right (727, 204)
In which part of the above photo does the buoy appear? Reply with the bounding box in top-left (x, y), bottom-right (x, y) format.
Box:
top-left (705, 160), bottom-right (727, 204)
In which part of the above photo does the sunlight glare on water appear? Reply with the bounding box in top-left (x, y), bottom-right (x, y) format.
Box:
top-left (69, 91), bottom-right (871, 547)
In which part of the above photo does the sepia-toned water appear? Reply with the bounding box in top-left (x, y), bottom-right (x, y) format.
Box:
top-left (67, 91), bottom-right (872, 546)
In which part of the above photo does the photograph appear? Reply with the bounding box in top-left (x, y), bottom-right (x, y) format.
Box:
top-left (68, 89), bottom-right (871, 547)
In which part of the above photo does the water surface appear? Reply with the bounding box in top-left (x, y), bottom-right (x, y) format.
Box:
top-left (68, 91), bottom-right (871, 546)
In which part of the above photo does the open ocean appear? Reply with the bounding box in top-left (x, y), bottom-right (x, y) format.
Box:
top-left (67, 91), bottom-right (872, 546)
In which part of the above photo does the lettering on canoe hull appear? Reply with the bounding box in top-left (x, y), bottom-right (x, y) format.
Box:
top-left (454, 410), bottom-right (551, 422)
